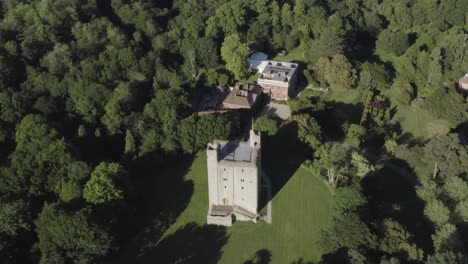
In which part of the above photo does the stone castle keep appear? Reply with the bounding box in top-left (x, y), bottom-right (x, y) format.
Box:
top-left (206, 130), bottom-right (261, 226)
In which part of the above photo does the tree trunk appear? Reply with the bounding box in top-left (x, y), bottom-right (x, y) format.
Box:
top-left (432, 162), bottom-right (438, 179)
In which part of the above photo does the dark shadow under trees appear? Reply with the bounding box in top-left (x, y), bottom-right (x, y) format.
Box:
top-left (114, 153), bottom-right (197, 262)
top-left (243, 249), bottom-right (272, 264)
top-left (136, 222), bottom-right (228, 264)
top-left (361, 160), bottom-right (434, 256)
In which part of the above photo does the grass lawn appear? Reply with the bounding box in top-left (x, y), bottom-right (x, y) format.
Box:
top-left (273, 47), bottom-right (306, 62)
top-left (159, 123), bottom-right (333, 263)
top-left (393, 105), bottom-right (450, 139)
top-left (162, 153), bottom-right (332, 263)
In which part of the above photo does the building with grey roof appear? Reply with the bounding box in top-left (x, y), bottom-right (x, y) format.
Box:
top-left (257, 60), bottom-right (299, 100)
top-left (247, 52), bottom-right (268, 70)
top-left (206, 130), bottom-right (261, 226)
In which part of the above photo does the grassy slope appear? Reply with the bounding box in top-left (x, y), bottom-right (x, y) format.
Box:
top-left (162, 151), bottom-right (332, 263)
top-left (392, 105), bottom-right (450, 139)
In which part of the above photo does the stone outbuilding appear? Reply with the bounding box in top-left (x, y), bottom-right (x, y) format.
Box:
top-left (206, 130), bottom-right (261, 226)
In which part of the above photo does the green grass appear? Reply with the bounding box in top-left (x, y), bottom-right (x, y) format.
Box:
top-left (393, 105), bottom-right (450, 138)
top-left (273, 47), bottom-right (306, 62)
top-left (240, 72), bottom-right (261, 84)
top-left (161, 151), bottom-right (333, 263)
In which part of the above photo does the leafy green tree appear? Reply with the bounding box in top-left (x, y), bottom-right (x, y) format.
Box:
top-left (358, 62), bottom-right (390, 89)
top-left (345, 124), bottom-right (365, 148)
top-left (307, 27), bottom-right (344, 60)
top-left (102, 82), bottom-right (138, 134)
top-left (390, 79), bottom-right (414, 105)
top-left (36, 203), bottom-right (113, 264)
top-left (178, 116), bottom-right (198, 154)
top-left (207, 1), bottom-right (246, 36)
top-left (41, 43), bottom-right (72, 76)
top-left (254, 116), bottom-right (278, 136)
top-left (0, 199), bottom-right (29, 240)
top-left (220, 34), bottom-right (250, 80)
top-left (59, 182), bottom-right (82, 203)
top-left (313, 142), bottom-right (352, 187)
top-left (143, 87), bottom-right (190, 152)
top-left (83, 163), bottom-right (125, 205)
top-left (124, 129), bottom-right (136, 156)
top-left (455, 199), bottom-right (468, 223)
top-left (416, 181), bottom-right (440, 203)
top-left (351, 151), bottom-right (375, 178)
top-left (424, 199), bottom-right (450, 227)
top-left (426, 251), bottom-right (468, 264)
top-left (314, 54), bottom-right (357, 90)
top-left (320, 213), bottom-right (377, 253)
top-left (194, 114), bottom-right (232, 149)
top-left (424, 133), bottom-right (468, 180)
top-left (376, 29), bottom-right (409, 57)
top-left (425, 88), bottom-right (468, 125)
top-left (432, 223), bottom-right (464, 252)
top-left (379, 219), bottom-right (423, 261)
top-left (292, 114), bottom-right (321, 149)
top-left (332, 185), bottom-right (366, 215)
top-left (442, 176), bottom-right (468, 203)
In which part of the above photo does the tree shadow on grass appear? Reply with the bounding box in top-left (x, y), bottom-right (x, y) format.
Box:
top-left (315, 101), bottom-right (364, 140)
top-left (361, 159), bottom-right (434, 255)
top-left (243, 249), bottom-right (272, 264)
top-left (116, 154), bottom-right (196, 262)
top-left (137, 222), bottom-right (228, 264)
top-left (260, 122), bottom-right (309, 209)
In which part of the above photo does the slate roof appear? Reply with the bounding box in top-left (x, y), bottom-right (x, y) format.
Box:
top-left (222, 83), bottom-right (263, 109)
top-left (258, 61), bottom-right (298, 84)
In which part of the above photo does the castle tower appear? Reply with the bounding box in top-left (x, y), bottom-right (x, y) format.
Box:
top-left (206, 131), bottom-right (261, 226)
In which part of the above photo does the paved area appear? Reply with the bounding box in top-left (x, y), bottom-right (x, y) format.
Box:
top-left (261, 102), bottom-right (291, 120)
top-left (261, 170), bottom-right (272, 224)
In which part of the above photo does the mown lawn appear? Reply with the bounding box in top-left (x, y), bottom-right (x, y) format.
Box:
top-left (161, 150), bottom-right (333, 263)
top-left (273, 47), bottom-right (306, 62)
top-left (393, 105), bottom-right (450, 139)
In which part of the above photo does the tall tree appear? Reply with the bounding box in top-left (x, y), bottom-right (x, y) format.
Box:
top-left (314, 54), bottom-right (357, 90)
top-left (83, 163), bottom-right (125, 205)
top-left (221, 34), bottom-right (250, 80)
top-left (424, 134), bottom-right (468, 180)
top-left (36, 203), bottom-right (113, 264)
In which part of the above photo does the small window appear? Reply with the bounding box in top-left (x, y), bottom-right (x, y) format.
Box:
top-left (242, 198), bottom-right (244, 201)
top-left (224, 168), bottom-right (226, 171)
top-left (242, 169), bottom-right (244, 173)
top-left (224, 186), bottom-right (226, 188)
top-left (250, 181), bottom-right (252, 183)
top-left (242, 187), bottom-right (244, 190)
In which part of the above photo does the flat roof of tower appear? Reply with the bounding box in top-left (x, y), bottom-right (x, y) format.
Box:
top-left (218, 141), bottom-right (252, 162)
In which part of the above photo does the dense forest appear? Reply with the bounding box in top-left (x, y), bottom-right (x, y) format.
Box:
top-left (0, 0), bottom-right (466, 263)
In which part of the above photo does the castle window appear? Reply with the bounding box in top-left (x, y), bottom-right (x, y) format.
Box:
top-left (224, 168), bottom-right (226, 171)
top-left (224, 186), bottom-right (226, 188)
top-left (242, 169), bottom-right (244, 173)
top-left (242, 187), bottom-right (244, 190)
top-left (223, 178), bottom-right (227, 181)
